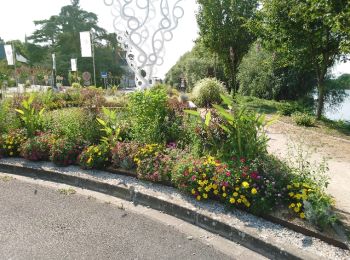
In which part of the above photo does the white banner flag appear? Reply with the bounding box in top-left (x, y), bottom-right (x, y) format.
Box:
top-left (4, 45), bottom-right (14, 65)
top-left (71, 58), bottom-right (77, 71)
top-left (80, 31), bottom-right (92, 57)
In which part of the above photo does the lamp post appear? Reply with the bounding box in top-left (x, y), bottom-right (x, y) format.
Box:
top-left (91, 31), bottom-right (96, 86)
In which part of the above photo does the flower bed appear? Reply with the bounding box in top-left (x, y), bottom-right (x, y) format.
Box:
top-left (0, 86), bottom-right (339, 232)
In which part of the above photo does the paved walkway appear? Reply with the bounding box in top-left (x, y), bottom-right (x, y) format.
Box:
top-left (267, 120), bottom-right (350, 224)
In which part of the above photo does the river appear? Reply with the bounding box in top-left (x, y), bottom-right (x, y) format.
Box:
top-left (324, 90), bottom-right (350, 122)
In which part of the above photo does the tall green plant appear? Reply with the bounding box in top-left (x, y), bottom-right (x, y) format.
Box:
top-left (128, 88), bottom-right (168, 144)
top-left (213, 95), bottom-right (269, 159)
top-left (15, 95), bottom-right (44, 137)
top-left (97, 107), bottom-right (120, 146)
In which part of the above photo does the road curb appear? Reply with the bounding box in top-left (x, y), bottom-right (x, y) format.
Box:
top-left (0, 161), bottom-right (337, 260)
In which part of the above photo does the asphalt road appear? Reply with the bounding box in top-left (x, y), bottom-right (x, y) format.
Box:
top-left (0, 177), bottom-right (236, 260)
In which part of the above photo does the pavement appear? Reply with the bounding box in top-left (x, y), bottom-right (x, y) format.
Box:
top-left (267, 120), bottom-right (350, 227)
top-left (0, 175), bottom-right (265, 260)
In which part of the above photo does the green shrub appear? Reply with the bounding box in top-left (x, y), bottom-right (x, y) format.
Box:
top-left (78, 143), bottom-right (110, 170)
top-left (277, 102), bottom-right (301, 116)
top-left (0, 100), bottom-right (21, 134)
top-left (50, 138), bottom-right (83, 166)
top-left (111, 141), bottom-right (141, 170)
top-left (292, 112), bottom-right (316, 127)
top-left (191, 78), bottom-right (227, 107)
top-left (0, 129), bottom-right (27, 157)
top-left (71, 82), bottom-right (81, 88)
top-left (20, 133), bottom-right (55, 161)
top-left (43, 108), bottom-right (100, 144)
top-left (128, 88), bottom-right (168, 144)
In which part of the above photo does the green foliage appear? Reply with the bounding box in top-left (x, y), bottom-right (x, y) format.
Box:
top-left (128, 88), bottom-right (168, 144)
top-left (191, 78), bottom-right (227, 107)
top-left (257, 0), bottom-right (350, 118)
top-left (0, 129), bottom-right (27, 158)
top-left (165, 40), bottom-right (227, 91)
top-left (277, 102), bottom-right (302, 116)
top-left (79, 143), bottom-right (110, 170)
top-left (97, 107), bottom-right (120, 146)
top-left (213, 95), bottom-right (269, 160)
top-left (0, 100), bottom-right (21, 134)
top-left (71, 82), bottom-right (81, 88)
top-left (15, 95), bottom-right (45, 137)
top-left (196, 0), bottom-right (259, 91)
top-left (237, 43), bottom-right (316, 100)
top-left (42, 108), bottom-right (100, 144)
top-left (20, 133), bottom-right (54, 161)
top-left (292, 112), bottom-right (316, 127)
top-left (50, 138), bottom-right (83, 166)
top-left (111, 141), bottom-right (141, 170)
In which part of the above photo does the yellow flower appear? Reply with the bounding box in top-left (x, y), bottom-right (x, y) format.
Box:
top-left (191, 189), bottom-right (196, 195)
top-left (242, 182), bottom-right (249, 189)
top-left (287, 185), bottom-right (292, 189)
top-left (297, 203), bottom-right (302, 208)
top-left (197, 187), bottom-right (202, 192)
top-left (300, 212), bottom-right (306, 219)
top-left (294, 207), bottom-right (300, 213)
top-left (212, 184), bottom-right (218, 190)
top-left (288, 192), bottom-right (294, 197)
top-left (289, 203), bottom-right (295, 208)
top-left (251, 188), bottom-right (257, 195)
top-left (203, 193), bottom-right (208, 199)
top-left (235, 187), bottom-right (239, 191)
top-left (237, 199), bottom-right (242, 203)
top-left (229, 198), bottom-right (236, 204)
top-left (9, 152), bottom-right (13, 156)
top-left (233, 192), bottom-right (239, 197)
top-left (87, 157), bottom-right (93, 164)
top-left (294, 183), bottom-right (300, 188)
top-left (222, 193), bottom-right (227, 198)
top-left (245, 202), bottom-right (251, 208)
top-left (213, 190), bottom-right (219, 195)
top-left (222, 186), bottom-right (226, 191)
top-left (205, 186), bottom-right (211, 192)
top-left (196, 195), bottom-right (201, 201)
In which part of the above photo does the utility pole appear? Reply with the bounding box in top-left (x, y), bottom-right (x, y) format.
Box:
top-left (91, 31), bottom-right (96, 86)
top-left (12, 43), bottom-right (18, 92)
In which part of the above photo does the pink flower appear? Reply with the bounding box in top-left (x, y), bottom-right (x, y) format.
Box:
top-left (226, 171), bottom-right (231, 177)
top-left (250, 172), bottom-right (259, 179)
top-left (191, 175), bottom-right (196, 181)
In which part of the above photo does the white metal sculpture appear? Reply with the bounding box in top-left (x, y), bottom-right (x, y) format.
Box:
top-left (104, 0), bottom-right (184, 89)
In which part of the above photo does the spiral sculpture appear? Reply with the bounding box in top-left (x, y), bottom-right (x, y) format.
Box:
top-left (104, 0), bottom-right (184, 89)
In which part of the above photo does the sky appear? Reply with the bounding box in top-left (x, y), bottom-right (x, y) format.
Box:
top-left (0, 0), bottom-right (199, 78)
top-left (0, 0), bottom-right (349, 78)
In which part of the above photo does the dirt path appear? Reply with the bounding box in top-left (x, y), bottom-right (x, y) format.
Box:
top-left (266, 120), bottom-right (350, 222)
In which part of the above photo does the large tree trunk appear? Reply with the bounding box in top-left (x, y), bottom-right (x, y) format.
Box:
top-left (316, 79), bottom-right (325, 120)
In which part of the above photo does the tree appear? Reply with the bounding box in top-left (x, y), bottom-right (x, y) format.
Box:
top-left (27, 0), bottom-right (123, 85)
top-left (237, 42), bottom-right (316, 100)
top-left (258, 0), bottom-right (350, 119)
top-left (165, 40), bottom-right (226, 91)
top-left (196, 0), bottom-right (259, 93)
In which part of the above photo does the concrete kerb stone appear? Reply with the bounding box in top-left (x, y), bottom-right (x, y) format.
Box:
top-left (0, 161), bottom-right (335, 260)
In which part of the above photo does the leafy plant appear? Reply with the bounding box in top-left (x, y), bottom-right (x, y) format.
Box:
top-left (128, 88), bottom-right (168, 144)
top-left (191, 78), bottom-right (228, 107)
top-left (50, 138), bottom-right (83, 166)
top-left (20, 132), bottom-right (55, 161)
top-left (79, 143), bottom-right (110, 170)
top-left (15, 95), bottom-right (45, 137)
top-left (111, 141), bottom-right (141, 170)
top-left (97, 107), bottom-right (120, 146)
top-left (0, 129), bottom-right (27, 158)
top-left (292, 112), bottom-right (316, 127)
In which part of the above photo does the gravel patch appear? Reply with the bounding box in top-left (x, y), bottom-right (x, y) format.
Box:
top-left (1, 158), bottom-right (349, 259)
